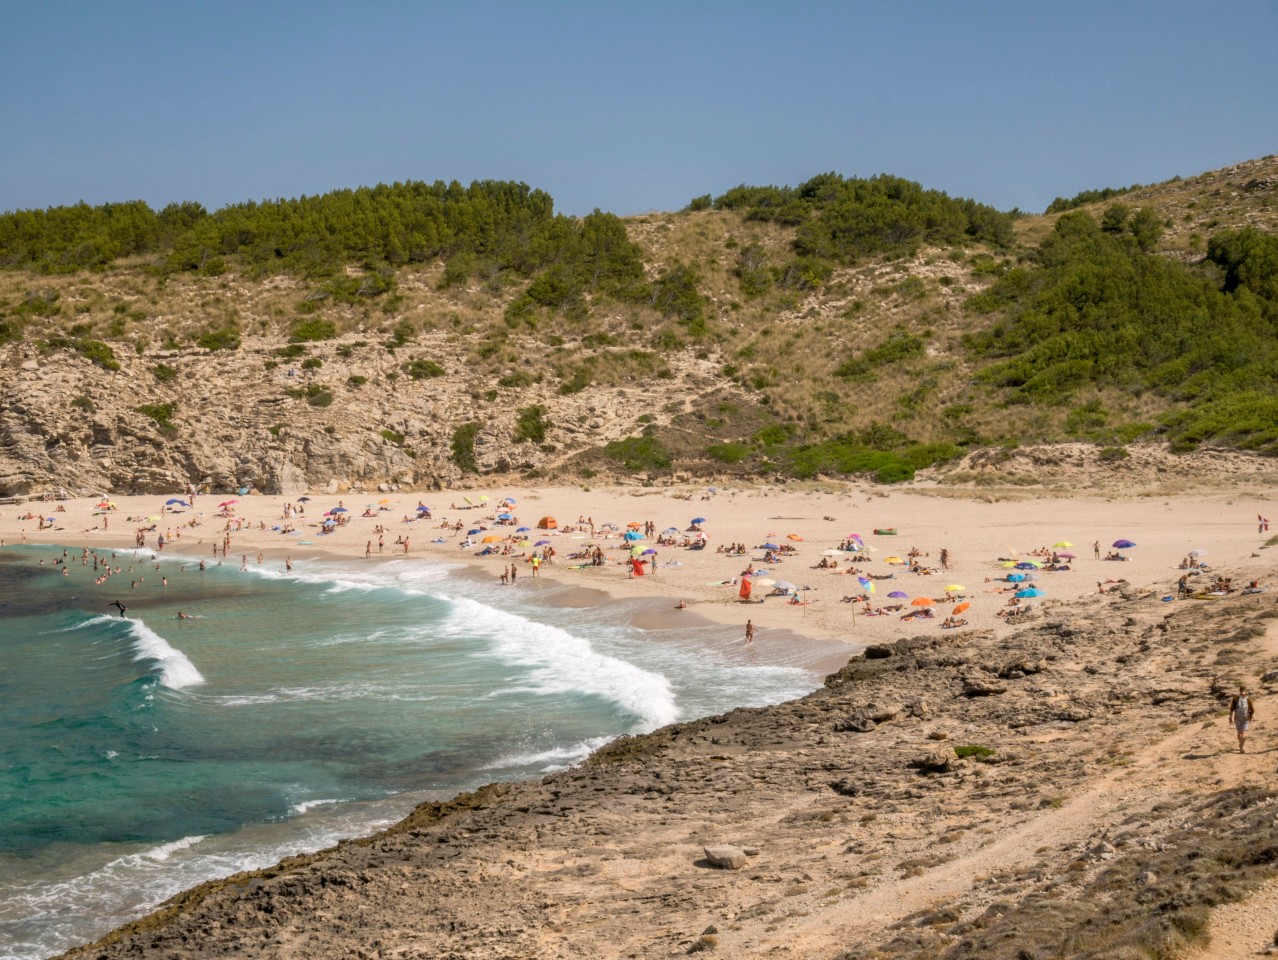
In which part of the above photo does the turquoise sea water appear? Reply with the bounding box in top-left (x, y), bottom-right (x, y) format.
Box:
top-left (0, 545), bottom-right (833, 960)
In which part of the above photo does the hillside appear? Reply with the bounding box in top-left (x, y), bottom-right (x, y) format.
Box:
top-left (1, 156), bottom-right (1277, 496)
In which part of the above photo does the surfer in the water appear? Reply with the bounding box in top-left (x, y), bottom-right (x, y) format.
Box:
top-left (109, 600), bottom-right (128, 618)
top-left (176, 611), bottom-right (194, 619)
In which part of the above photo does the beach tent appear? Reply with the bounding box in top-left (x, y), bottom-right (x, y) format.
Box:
top-left (537, 516), bottom-right (558, 529)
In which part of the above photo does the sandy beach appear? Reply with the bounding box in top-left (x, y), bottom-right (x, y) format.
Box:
top-left (9, 481), bottom-right (1275, 670)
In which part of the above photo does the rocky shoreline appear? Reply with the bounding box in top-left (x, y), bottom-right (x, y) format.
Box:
top-left (60, 566), bottom-right (1278, 959)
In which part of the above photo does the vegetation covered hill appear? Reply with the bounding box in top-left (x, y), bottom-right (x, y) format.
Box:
top-left (0, 155), bottom-right (1276, 495)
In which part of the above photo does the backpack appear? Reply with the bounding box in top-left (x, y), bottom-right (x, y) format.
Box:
top-left (1237, 695), bottom-right (1255, 721)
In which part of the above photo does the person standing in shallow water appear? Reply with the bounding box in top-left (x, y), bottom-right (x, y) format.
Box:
top-left (745, 619), bottom-right (755, 644)
top-left (1229, 686), bottom-right (1255, 753)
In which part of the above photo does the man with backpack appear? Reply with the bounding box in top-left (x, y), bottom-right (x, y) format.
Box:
top-left (1229, 686), bottom-right (1256, 753)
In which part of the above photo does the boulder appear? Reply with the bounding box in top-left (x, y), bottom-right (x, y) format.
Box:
top-left (702, 844), bottom-right (748, 870)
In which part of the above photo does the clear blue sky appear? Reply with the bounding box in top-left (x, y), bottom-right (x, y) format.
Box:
top-left (1, 1), bottom-right (1274, 218)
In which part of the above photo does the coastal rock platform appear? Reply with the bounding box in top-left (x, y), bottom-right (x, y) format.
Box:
top-left (63, 582), bottom-right (1278, 959)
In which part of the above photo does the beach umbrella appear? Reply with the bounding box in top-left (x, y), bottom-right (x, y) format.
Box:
top-left (535, 539), bottom-right (550, 546)
top-left (787, 534), bottom-right (803, 541)
top-left (1058, 552), bottom-right (1076, 559)
top-left (1053, 541), bottom-right (1073, 548)
top-left (330, 506), bottom-right (349, 514)
top-left (691, 517), bottom-right (706, 525)
top-left (517, 539), bottom-right (531, 547)
top-left (463, 496), bottom-right (474, 505)
top-left (773, 580), bottom-right (797, 593)
top-left (945, 584), bottom-right (965, 592)
top-left (165, 498), bottom-right (188, 506)
top-left (498, 512), bottom-right (513, 520)
top-left (481, 535), bottom-right (502, 543)
top-left (663, 527), bottom-right (679, 534)
top-left (623, 531), bottom-right (644, 541)
top-left (1000, 561), bottom-right (1018, 568)
top-left (911, 597), bottom-right (934, 607)
top-left (1189, 548), bottom-right (1208, 557)
top-left (1007, 573), bottom-right (1025, 582)
top-left (857, 576), bottom-right (875, 594)
top-left (752, 578), bottom-right (776, 588)
top-left (219, 500), bottom-right (237, 508)
top-left (297, 496), bottom-right (311, 502)
top-left (1014, 562), bottom-right (1039, 570)
top-left (600, 522), bottom-right (620, 531)
top-left (516, 526), bottom-right (530, 532)
top-left (1113, 539), bottom-right (1136, 549)
top-left (822, 549), bottom-right (843, 557)
top-left (888, 590), bottom-right (909, 599)
top-left (1015, 587), bottom-right (1045, 598)
top-left (641, 548), bottom-right (656, 555)
top-left (761, 542), bottom-right (780, 551)
top-left (479, 496), bottom-right (490, 503)
top-left (952, 602), bottom-right (971, 615)
top-left (627, 521), bottom-right (643, 529)
top-left (467, 528), bottom-right (482, 536)
top-left (378, 498), bottom-right (390, 505)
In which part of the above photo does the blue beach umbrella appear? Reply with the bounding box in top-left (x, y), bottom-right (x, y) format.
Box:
top-left (516, 526), bottom-right (530, 532)
top-left (467, 528), bottom-right (481, 536)
top-left (1007, 573), bottom-right (1025, 582)
top-left (1113, 539), bottom-right (1136, 549)
top-left (623, 531), bottom-right (644, 541)
top-left (498, 512), bottom-right (513, 520)
top-left (641, 548), bottom-right (656, 555)
top-left (691, 517), bottom-right (706, 524)
top-left (330, 506), bottom-right (349, 514)
top-left (888, 590), bottom-right (909, 599)
top-left (1015, 587), bottom-right (1045, 598)
top-left (165, 498), bottom-right (188, 506)
top-left (535, 539), bottom-right (551, 546)
top-left (761, 542), bottom-right (780, 551)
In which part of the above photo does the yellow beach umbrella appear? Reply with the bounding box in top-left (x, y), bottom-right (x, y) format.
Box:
top-left (1053, 541), bottom-right (1073, 548)
top-left (945, 584), bottom-right (965, 592)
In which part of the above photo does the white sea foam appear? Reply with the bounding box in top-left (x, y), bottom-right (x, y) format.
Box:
top-left (247, 556), bottom-right (456, 595)
top-left (142, 834), bottom-right (207, 861)
top-left (289, 798), bottom-right (345, 815)
top-left (82, 615), bottom-right (204, 689)
top-left (440, 596), bottom-right (679, 731)
top-left (482, 735), bottom-right (614, 774)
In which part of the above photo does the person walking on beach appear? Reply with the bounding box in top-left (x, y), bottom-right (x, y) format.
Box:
top-left (1229, 686), bottom-right (1255, 753)
top-left (1093, 540), bottom-right (1101, 560)
top-left (745, 619), bottom-right (755, 644)
top-left (939, 548), bottom-right (949, 571)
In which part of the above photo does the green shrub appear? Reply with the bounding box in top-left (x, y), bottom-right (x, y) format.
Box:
top-left (347, 374), bottom-right (368, 387)
top-left (76, 339), bottom-right (120, 371)
top-left (954, 744), bottom-right (996, 759)
top-left (403, 358), bottom-right (444, 380)
top-left (275, 343), bottom-right (307, 359)
top-left (451, 422), bottom-right (481, 473)
top-left (601, 435), bottom-right (672, 471)
top-left (306, 386), bottom-right (333, 407)
top-left (559, 366), bottom-right (592, 395)
top-left (707, 442), bottom-right (751, 463)
top-left (152, 362), bottom-right (178, 383)
top-left (515, 404), bottom-right (550, 444)
top-left (196, 326), bottom-right (240, 351)
top-left (137, 401), bottom-right (177, 433)
top-left (498, 370), bottom-right (537, 389)
top-left (290, 318), bottom-right (337, 342)
top-left (71, 395), bottom-right (94, 412)
top-left (1097, 446), bottom-right (1130, 462)
top-left (380, 428), bottom-right (405, 446)
top-left (300, 357), bottom-right (323, 370)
